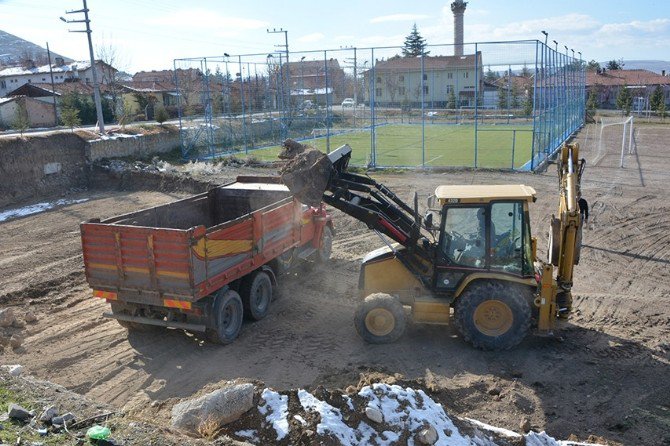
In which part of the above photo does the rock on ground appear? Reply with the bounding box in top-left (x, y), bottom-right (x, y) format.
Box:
top-left (0, 308), bottom-right (15, 327)
top-left (280, 149), bottom-right (332, 207)
top-left (24, 310), bottom-right (37, 323)
top-left (1, 364), bottom-right (24, 376)
top-left (171, 383), bottom-right (254, 434)
top-left (364, 406), bottom-right (383, 423)
top-left (416, 424), bottom-right (438, 445)
top-left (8, 403), bottom-right (33, 421)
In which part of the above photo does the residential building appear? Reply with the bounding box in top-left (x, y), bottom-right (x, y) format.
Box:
top-left (362, 53), bottom-right (483, 108)
top-left (286, 59), bottom-right (346, 104)
top-left (0, 95), bottom-right (56, 128)
top-left (586, 69), bottom-right (670, 109)
top-left (0, 58), bottom-right (116, 97)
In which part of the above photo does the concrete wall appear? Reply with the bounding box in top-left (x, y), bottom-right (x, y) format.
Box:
top-left (86, 128), bottom-right (180, 161)
top-left (0, 133), bottom-right (87, 208)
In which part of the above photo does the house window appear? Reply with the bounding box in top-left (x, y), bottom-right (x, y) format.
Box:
top-left (42, 78), bottom-right (46, 81)
top-left (399, 75), bottom-right (404, 82)
top-left (423, 74), bottom-right (428, 80)
top-left (399, 86), bottom-right (406, 95)
top-left (376, 87), bottom-right (382, 97)
top-left (0, 80), bottom-right (5, 89)
top-left (446, 85), bottom-right (453, 93)
top-left (423, 85), bottom-right (429, 94)
top-left (376, 77), bottom-right (382, 83)
top-left (464, 72), bottom-right (469, 79)
top-left (448, 73), bottom-right (453, 79)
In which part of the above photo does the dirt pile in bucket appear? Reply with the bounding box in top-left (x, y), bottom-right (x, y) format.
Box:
top-left (279, 142), bottom-right (332, 207)
top-left (277, 138), bottom-right (311, 160)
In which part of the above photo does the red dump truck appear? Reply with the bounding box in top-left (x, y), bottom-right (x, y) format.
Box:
top-left (80, 176), bottom-right (333, 344)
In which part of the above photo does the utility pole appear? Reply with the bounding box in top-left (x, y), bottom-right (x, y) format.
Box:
top-left (267, 28), bottom-right (289, 114)
top-left (45, 42), bottom-right (58, 126)
top-left (61, 0), bottom-right (105, 133)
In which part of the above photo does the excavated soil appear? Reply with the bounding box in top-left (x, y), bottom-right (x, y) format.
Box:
top-left (1, 124), bottom-right (669, 445)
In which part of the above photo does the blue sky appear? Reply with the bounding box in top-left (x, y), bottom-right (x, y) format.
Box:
top-left (1, 0), bottom-right (668, 72)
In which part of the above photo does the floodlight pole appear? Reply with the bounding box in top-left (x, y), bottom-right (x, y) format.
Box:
top-left (62, 0), bottom-right (105, 133)
top-left (267, 28), bottom-right (289, 113)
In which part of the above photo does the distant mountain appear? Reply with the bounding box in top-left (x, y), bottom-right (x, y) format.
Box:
top-left (0, 29), bottom-right (71, 66)
top-left (600, 60), bottom-right (670, 75)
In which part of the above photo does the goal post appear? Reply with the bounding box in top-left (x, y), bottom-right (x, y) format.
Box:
top-left (599, 116), bottom-right (634, 168)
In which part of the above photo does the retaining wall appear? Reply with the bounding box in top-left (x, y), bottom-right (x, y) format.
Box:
top-left (86, 129), bottom-right (180, 161)
top-left (0, 128), bottom-right (183, 209)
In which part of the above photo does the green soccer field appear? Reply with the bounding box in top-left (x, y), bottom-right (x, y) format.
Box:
top-left (248, 124), bottom-right (533, 169)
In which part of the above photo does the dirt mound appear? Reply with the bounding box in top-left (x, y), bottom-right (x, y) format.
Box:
top-left (278, 138), bottom-right (312, 160)
top-left (279, 149), bottom-right (332, 207)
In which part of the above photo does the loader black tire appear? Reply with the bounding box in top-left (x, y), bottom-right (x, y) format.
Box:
top-left (454, 281), bottom-right (531, 351)
top-left (354, 293), bottom-right (406, 344)
top-left (316, 226), bottom-right (333, 263)
top-left (206, 290), bottom-right (243, 345)
top-left (239, 271), bottom-right (272, 321)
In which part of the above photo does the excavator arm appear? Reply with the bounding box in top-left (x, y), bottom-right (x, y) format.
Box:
top-left (538, 143), bottom-right (585, 331)
top-left (324, 145), bottom-right (432, 261)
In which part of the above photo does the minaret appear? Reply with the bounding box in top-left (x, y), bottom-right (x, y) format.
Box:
top-left (451, 0), bottom-right (467, 56)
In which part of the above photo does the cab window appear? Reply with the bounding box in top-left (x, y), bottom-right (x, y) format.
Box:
top-left (490, 202), bottom-right (524, 274)
top-left (440, 206), bottom-right (486, 268)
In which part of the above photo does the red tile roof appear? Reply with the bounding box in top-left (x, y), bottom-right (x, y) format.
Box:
top-left (587, 69), bottom-right (670, 87)
top-left (366, 53), bottom-right (481, 73)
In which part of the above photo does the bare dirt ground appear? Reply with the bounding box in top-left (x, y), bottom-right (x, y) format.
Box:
top-left (1, 123), bottom-right (669, 445)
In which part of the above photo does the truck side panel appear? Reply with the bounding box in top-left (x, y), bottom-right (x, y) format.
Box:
top-left (81, 224), bottom-right (195, 297)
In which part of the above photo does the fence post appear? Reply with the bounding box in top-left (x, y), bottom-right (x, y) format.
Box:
top-left (511, 129), bottom-right (516, 169)
top-left (474, 43), bottom-right (479, 168)
top-left (174, 59), bottom-right (185, 159)
top-left (530, 40), bottom-right (538, 170)
top-left (324, 51), bottom-right (331, 153)
top-left (421, 53), bottom-right (425, 168)
top-left (370, 48), bottom-right (376, 167)
top-left (238, 55), bottom-right (248, 154)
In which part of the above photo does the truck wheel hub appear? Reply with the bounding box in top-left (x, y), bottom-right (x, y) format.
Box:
top-left (365, 308), bottom-right (395, 336)
top-left (473, 300), bottom-right (513, 336)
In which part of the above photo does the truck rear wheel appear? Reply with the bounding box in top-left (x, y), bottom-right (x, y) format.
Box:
top-left (240, 271), bottom-right (272, 321)
top-left (316, 226), bottom-right (333, 263)
top-left (354, 293), bottom-right (406, 344)
top-left (207, 290), bottom-right (243, 344)
top-left (454, 282), bottom-right (531, 351)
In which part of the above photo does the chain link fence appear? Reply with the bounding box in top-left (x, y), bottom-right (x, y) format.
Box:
top-left (173, 40), bottom-right (584, 170)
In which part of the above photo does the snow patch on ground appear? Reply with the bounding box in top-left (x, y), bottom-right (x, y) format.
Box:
top-left (465, 418), bottom-right (521, 438)
top-left (359, 383), bottom-right (472, 446)
top-left (0, 198), bottom-right (89, 223)
top-left (298, 389), bottom-right (379, 445)
top-left (259, 388), bottom-right (289, 441)
top-left (234, 429), bottom-right (258, 443)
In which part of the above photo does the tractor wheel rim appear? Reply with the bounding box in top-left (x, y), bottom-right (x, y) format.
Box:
top-left (473, 300), bottom-right (513, 336)
top-left (365, 308), bottom-right (395, 337)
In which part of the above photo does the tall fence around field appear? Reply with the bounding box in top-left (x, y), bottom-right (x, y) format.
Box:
top-left (174, 40), bottom-right (584, 170)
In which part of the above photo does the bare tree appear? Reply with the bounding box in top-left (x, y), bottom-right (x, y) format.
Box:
top-left (96, 36), bottom-right (130, 120)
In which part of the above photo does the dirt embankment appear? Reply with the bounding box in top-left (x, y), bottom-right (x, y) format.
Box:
top-left (0, 124), bottom-right (669, 445)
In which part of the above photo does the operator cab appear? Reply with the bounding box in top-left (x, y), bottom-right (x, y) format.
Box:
top-left (428, 185), bottom-right (537, 292)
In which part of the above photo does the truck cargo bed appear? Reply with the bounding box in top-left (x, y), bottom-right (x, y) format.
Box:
top-left (81, 177), bottom-right (325, 303)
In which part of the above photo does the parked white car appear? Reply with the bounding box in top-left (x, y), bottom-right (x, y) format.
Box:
top-left (341, 98), bottom-right (356, 107)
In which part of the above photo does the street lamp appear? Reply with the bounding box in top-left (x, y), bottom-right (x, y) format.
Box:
top-left (541, 31), bottom-right (548, 45)
top-left (553, 40), bottom-right (558, 51)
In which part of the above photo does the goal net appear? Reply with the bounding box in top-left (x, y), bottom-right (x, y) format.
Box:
top-left (598, 116), bottom-right (635, 168)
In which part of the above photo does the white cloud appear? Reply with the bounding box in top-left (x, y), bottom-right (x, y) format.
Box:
top-left (297, 33), bottom-right (325, 43)
top-left (147, 9), bottom-right (268, 31)
top-left (370, 14), bottom-right (429, 24)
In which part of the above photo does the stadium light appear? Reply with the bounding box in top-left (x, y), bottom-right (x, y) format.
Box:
top-left (553, 40), bottom-right (558, 51)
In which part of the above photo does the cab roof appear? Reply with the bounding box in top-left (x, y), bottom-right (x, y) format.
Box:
top-left (435, 184), bottom-right (537, 203)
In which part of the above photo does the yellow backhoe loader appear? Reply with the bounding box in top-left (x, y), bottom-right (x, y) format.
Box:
top-left (289, 142), bottom-right (585, 350)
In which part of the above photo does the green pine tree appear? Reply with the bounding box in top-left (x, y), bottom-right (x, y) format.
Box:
top-left (402, 24), bottom-right (430, 57)
top-left (586, 89), bottom-right (599, 111)
top-left (523, 90), bottom-right (533, 117)
top-left (498, 87), bottom-right (508, 110)
top-left (447, 89), bottom-right (456, 109)
top-left (616, 86), bottom-right (632, 115)
top-left (12, 101), bottom-right (30, 135)
top-left (649, 85), bottom-right (664, 112)
top-left (61, 107), bottom-right (81, 132)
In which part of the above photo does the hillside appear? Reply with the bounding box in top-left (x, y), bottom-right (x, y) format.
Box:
top-left (0, 29), bottom-right (71, 66)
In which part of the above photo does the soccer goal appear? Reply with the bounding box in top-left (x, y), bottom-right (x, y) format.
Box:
top-left (599, 116), bottom-right (635, 168)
